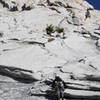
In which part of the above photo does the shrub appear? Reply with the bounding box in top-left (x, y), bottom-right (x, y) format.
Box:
top-left (55, 27), bottom-right (64, 33)
top-left (46, 24), bottom-right (55, 35)
top-left (10, 6), bottom-right (18, 12)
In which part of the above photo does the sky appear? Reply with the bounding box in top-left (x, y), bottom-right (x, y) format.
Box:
top-left (87, 0), bottom-right (100, 10)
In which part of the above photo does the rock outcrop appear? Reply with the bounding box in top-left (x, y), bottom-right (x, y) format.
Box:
top-left (0, 0), bottom-right (100, 100)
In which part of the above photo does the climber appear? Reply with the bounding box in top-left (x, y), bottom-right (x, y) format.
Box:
top-left (52, 76), bottom-right (65, 100)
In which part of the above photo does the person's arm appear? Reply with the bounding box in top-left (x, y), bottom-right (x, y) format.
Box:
top-left (52, 80), bottom-right (55, 88)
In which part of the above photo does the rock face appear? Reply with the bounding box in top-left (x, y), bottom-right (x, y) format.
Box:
top-left (0, 0), bottom-right (100, 99)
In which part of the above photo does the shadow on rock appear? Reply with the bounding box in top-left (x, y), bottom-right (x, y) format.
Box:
top-left (0, 65), bottom-right (38, 83)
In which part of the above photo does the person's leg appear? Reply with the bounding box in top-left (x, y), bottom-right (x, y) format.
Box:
top-left (57, 90), bottom-right (60, 100)
top-left (61, 90), bottom-right (64, 100)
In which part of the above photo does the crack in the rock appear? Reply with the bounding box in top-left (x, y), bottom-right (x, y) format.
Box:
top-left (49, 7), bottom-right (61, 13)
top-left (22, 41), bottom-right (45, 47)
top-left (89, 64), bottom-right (97, 70)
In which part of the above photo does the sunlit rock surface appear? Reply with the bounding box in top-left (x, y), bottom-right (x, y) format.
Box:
top-left (0, 0), bottom-right (100, 99)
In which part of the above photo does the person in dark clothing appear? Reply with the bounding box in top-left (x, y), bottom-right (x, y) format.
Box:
top-left (52, 76), bottom-right (65, 100)
top-left (52, 76), bottom-right (65, 88)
